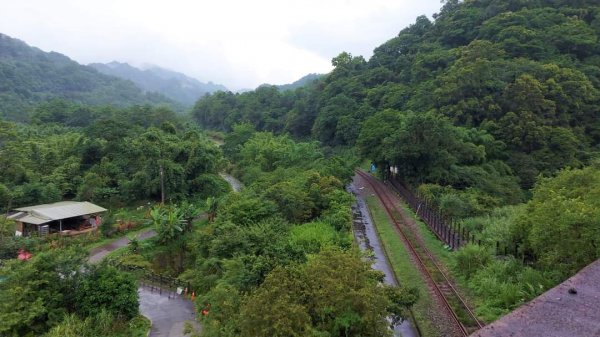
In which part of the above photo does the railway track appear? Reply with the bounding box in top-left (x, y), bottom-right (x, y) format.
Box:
top-left (356, 170), bottom-right (483, 336)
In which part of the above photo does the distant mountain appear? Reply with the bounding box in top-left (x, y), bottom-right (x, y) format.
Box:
top-left (89, 62), bottom-right (227, 106)
top-left (0, 33), bottom-right (178, 121)
top-left (275, 73), bottom-right (323, 91)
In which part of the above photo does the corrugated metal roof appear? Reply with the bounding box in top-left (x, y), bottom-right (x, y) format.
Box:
top-left (7, 211), bottom-right (51, 225)
top-left (471, 259), bottom-right (600, 337)
top-left (12, 201), bottom-right (106, 225)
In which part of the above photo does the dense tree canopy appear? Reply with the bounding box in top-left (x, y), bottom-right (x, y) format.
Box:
top-left (0, 102), bottom-right (227, 211)
top-left (191, 0), bottom-right (600, 207)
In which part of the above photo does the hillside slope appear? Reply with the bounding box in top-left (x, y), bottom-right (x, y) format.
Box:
top-left (0, 33), bottom-right (177, 121)
top-left (89, 62), bottom-right (227, 106)
top-left (193, 0), bottom-right (600, 190)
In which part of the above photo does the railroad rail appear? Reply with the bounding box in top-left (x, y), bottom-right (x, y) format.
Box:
top-left (356, 170), bottom-right (483, 336)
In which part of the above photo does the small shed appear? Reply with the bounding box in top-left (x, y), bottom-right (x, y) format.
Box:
top-left (8, 201), bottom-right (106, 237)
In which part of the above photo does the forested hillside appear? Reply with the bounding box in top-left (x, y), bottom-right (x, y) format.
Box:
top-left (192, 0), bottom-right (600, 320)
top-left (272, 73), bottom-right (323, 92)
top-left (0, 34), bottom-right (178, 122)
top-left (0, 101), bottom-right (228, 211)
top-left (90, 62), bottom-right (227, 106)
top-left (193, 0), bottom-right (600, 208)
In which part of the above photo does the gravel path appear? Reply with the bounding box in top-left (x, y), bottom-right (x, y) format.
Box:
top-left (349, 178), bottom-right (419, 337)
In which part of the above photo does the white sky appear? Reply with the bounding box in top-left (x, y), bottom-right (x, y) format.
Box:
top-left (0, 0), bottom-right (442, 90)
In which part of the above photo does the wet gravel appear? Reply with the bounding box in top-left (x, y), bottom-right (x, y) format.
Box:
top-left (349, 181), bottom-right (419, 337)
top-left (353, 173), bottom-right (466, 337)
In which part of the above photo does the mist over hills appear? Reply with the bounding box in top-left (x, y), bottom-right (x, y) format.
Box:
top-left (89, 61), bottom-right (228, 106)
top-left (0, 33), bottom-right (179, 121)
top-left (274, 73), bottom-right (324, 92)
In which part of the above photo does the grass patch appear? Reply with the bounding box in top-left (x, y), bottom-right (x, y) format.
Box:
top-left (118, 315), bottom-right (151, 337)
top-left (365, 195), bottom-right (442, 337)
top-left (396, 199), bottom-right (486, 323)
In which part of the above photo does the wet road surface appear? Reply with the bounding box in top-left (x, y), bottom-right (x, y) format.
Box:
top-left (350, 177), bottom-right (419, 337)
top-left (139, 286), bottom-right (201, 337)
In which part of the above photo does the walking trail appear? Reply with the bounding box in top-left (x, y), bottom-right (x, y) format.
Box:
top-left (88, 229), bottom-right (201, 337)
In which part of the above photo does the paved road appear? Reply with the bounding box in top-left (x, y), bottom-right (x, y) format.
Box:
top-left (88, 229), bottom-right (156, 263)
top-left (87, 229), bottom-right (200, 336)
top-left (220, 172), bottom-right (243, 192)
top-left (139, 286), bottom-right (202, 337)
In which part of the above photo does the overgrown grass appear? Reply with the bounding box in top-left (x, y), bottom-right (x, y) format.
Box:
top-left (396, 199), bottom-right (544, 323)
top-left (365, 195), bottom-right (442, 337)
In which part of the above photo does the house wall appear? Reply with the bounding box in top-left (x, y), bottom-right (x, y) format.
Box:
top-left (15, 221), bottom-right (23, 236)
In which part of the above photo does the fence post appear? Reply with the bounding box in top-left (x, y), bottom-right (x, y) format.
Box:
top-left (496, 241), bottom-right (500, 255)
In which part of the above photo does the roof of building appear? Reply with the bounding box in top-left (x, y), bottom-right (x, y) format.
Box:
top-left (8, 201), bottom-right (106, 225)
top-left (471, 259), bottom-right (600, 337)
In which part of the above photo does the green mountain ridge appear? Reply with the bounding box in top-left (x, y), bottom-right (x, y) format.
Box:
top-left (0, 33), bottom-right (179, 121)
top-left (193, 0), bottom-right (600, 191)
top-left (259, 73), bottom-right (324, 92)
top-left (89, 61), bottom-right (227, 106)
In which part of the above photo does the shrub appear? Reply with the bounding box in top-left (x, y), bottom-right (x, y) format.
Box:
top-left (76, 264), bottom-right (139, 319)
top-left (452, 244), bottom-right (493, 280)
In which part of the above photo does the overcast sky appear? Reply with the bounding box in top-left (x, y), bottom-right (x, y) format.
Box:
top-left (0, 0), bottom-right (442, 90)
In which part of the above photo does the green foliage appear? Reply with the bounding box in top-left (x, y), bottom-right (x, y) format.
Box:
top-left (44, 311), bottom-right (150, 337)
top-left (465, 257), bottom-right (550, 321)
top-left (190, 0), bottom-right (600, 197)
top-left (520, 166), bottom-right (600, 278)
top-left (149, 206), bottom-right (185, 245)
top-left (452, 244), bottom-right (494, 280)
top-left (0, 107), bottom-right (227, 207)
top-left (288, 221), bottom-right (337, 254)
top-left (237, 248), bottom-right (416, 337)
top-left (75, 264), bottom-right (139, 320)
top-left (0, 248), bottom-right (87, 336)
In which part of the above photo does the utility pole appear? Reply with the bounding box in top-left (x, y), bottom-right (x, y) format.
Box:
top-left (160, 164), bottom-right (165, 204)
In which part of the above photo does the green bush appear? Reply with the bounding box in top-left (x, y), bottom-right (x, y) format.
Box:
top-left (452, 244), bottom-right (493, 280)
top-left (76, 264), bottom-right (139, 319)
top-left (289, 222), bottom-right (337, 254)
